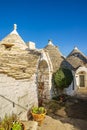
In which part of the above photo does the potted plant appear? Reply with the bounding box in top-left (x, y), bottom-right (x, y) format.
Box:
top-left (31, 106), bottom-right (46, 125)
top-left (0, 114), bottom-right (25, 130)
top-left (12, 121), bottom-right (25, 130)
top-left (0, 114), bottom-right (17, 130)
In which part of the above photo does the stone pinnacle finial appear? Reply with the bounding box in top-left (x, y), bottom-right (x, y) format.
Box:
top-left (74, 46), bottom-right (78, 50)
top-left (48, 39), bottom-right (53, 45)
top-left (14, 24), bottom-right (17, 30)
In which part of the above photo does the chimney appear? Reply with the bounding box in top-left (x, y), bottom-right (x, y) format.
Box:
top-left (27, 41), bottom-right (35, 50)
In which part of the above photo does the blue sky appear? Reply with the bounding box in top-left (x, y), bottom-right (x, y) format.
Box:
top-left (0, 0), bottom-right (87, 56)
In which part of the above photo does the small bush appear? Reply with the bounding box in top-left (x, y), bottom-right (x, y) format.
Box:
top-left (52, 68), bottom-right (73, 95)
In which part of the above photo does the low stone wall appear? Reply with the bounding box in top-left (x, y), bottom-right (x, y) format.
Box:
top-left (0, 73), bottom-right (38, 119)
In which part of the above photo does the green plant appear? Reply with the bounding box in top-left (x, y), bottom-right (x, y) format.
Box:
top-left (53, 68), bottom-right (73, 95)
top-left (12, 122), bottom-right (22, 130)
top-left (39, 107), bottom-right (45, 114)
top-left (0, 114), bottom-right (19, 130)
top-left (1, 114), bottom-right (14, 130)
top-left (32, 107), bottom-right (45, 114)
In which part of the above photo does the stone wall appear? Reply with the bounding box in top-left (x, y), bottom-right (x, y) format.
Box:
top-left (0, 73), bottom-right (38, 119)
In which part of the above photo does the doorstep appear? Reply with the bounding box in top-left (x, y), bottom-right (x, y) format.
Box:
top-left (22, 121), bottom-right (38, 130)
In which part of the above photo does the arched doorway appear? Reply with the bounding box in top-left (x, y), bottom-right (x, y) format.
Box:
top-left (38, 60), bottom-right (50, 106)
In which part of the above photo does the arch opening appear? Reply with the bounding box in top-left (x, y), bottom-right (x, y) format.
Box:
top-left (37, 60), bottom-right (50, 106)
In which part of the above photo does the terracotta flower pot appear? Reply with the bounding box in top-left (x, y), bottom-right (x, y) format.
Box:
top-left (21, 122), bottom-right (26, 130)
top-left (31, 110), bottom-right (46, 125)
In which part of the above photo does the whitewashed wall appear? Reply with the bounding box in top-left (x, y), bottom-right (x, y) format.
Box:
top-left (76, 66), bottom-right (87, 88)
top-left (65, 82), bottom-right (75, 96)
top-left (0, 73), bottom-right (38, 119)
top-left (65, 67), bottom-right (87, 95)
top-left (65, 71), bottom-right (77, 96)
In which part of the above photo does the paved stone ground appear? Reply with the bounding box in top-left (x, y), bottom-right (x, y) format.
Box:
top-left (23, 94), bottom-right (87, 130)
top-left (38, 95), bottom-right (87, 130)
top-left (37, 115), bottom-right (87, 130)
top-left (38, 116), bottom-right (74, 130)
top-left (23, 115), bottom-right (87, 130)
top-left (22, 121), bottom-right (38, 130)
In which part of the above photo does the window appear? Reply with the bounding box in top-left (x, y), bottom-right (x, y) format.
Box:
top-left (79, 75), bottom-right (85, 87)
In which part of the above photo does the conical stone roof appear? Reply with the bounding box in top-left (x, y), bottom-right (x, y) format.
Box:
top-left (66, 47), bottom-right (87, 69)
top-left (0, 50), bottom-right (40, 79)
top-left (0, 24), bottom-right (40, 79)
top-left (0, 24), bottom-right (27, 50)
top-left (44, 40), bottom-right (64, 72)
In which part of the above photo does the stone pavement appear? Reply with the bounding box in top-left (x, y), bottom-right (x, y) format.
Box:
top-left (37, 116), bottom-right (87, 130)
top-left (22, 121), bottom-right (38, 130)
top-left (22, 115), bottom-right (87, 130)
top-left (37, 116), bottom-right (75, 130)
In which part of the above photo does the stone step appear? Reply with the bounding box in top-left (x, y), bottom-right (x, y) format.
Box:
top-left (22, 121), bottom-right (38, 130)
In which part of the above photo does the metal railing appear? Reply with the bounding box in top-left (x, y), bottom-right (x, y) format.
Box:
top-left (0, 94), bottom-right (28, 111)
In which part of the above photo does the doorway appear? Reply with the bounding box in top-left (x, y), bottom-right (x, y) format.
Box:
top-left (79, 75), bottom-right (85, 87)
top-left (38, 60), bottom-right (50, 106)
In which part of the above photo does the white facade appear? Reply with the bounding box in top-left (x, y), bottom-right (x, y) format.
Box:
top-left (75, 67), bottom-right (87, 90)
top-left (0, 74), bottom-right (38, 119)
top-left (65, 67), bottom-right (87, 95)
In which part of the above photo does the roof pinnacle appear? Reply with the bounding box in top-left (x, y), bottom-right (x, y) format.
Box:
top-left (10, 24), bottom-right (18, 35)
top-left (48, 39), bottom-right (53, 45)
top-left (14, 24), bottom-right (17, 30)
top-left (74, 46), bottom-right (78, 50)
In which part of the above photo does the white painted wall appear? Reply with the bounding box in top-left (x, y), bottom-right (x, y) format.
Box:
top-left (65, 71), bottom-right (77, 95)
top-left (66, 67), bottom-right (87, 95)
top-left (27, 41), bottom-right (35, 50)
top-left (0, 74), bottom-right (38, 119)
top-left (76, 66), bottom-right (87, 88)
